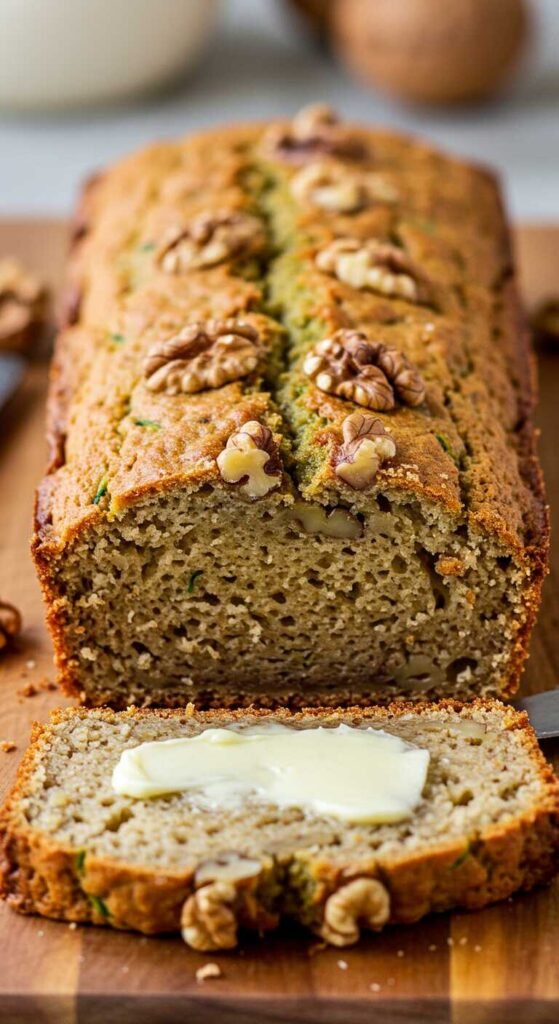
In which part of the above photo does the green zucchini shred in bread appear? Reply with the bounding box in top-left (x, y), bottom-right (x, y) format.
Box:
top-left (1, 703), bottom-right (558, 949)
top-left (33, 107), bottom-right (547, 708)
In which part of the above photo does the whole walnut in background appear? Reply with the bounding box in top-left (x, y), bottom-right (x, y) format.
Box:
top-left (288, 0), bottom-right (529, 106)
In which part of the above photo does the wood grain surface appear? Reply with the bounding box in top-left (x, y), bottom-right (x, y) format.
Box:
top-left (0, 220), bottom-right (558, 1024)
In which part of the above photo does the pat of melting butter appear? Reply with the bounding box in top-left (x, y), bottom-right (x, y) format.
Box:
top-left (112, 724), bottom-right (429, 824)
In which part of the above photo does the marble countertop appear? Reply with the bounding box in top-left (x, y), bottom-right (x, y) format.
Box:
top-left (1, 0), bottom-right (558, 221)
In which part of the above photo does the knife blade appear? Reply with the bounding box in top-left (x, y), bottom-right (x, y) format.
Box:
top-left (0, 352), bottom-right (25, 412)
top-left (513, 689), bottom-right (559, 740)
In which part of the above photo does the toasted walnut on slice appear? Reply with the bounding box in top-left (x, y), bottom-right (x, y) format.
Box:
top-left (181, 881), bottom-right (238, 952)
top-left (320, 878), bottom-right (390, 947)
top-left (157, 210), bottom-right (266, 273)
top-left (303, 328), bottom-right (426, 411)
top-left (217, 421), bottom-right (283, 499)
top-left (181, 854), bottom-right (278, 951)
top-left (0, 600), bottom-right (22, 653)
top-left (143, 320), bottom-right (260, 395)
top-left (316, 238), bottom-right (431, 304)
top-left (291, 162), bottom-right (399, 214)
top-left (334, 412), bottom-right (396, 490)
top-left (264, 103), bottom-right (366, 163)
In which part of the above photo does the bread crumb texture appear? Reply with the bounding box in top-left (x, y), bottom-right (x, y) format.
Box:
top-left (33, 107), bottom-right (547, 707)
top-left (1, 702), bottom-right (558, 949)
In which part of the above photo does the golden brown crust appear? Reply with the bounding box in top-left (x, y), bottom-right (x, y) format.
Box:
top-left (1, 701), bottom-right (558, 946)
top-left (35, 121), bottom-right (545, 549)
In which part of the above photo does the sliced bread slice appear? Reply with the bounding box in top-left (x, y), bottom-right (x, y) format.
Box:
top-left (1, 701), bottom-right (558, 949)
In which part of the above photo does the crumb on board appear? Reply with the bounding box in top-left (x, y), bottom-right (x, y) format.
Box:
top-left (370, 982), bottom-right (381, 993)
top-left (337, 959), bottom-right (348, 971)
top-left (18, 683), bottom-right (37, 698)
top-left (195, 963), bottom-right (222, 983)
top-left (0, 740), bottom-right (16, 752)
top-left (17, 676), bottom-right (56, 695)
top-left (39, 678), bottom-right (57, 691)
top-left (68, 922), bottom-right (78, 931)
top-left (25, 659), bottom-right (36, 670)
top-left (396, 950), bottom-right (405, 958)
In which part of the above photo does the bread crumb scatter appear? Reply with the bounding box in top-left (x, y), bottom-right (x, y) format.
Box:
top-left (337, 959), bottom-right (348, 970)
top-left (0, 740), bottom-right (16, 753)
top-left (196, 963), bottom-right (223, 982)
top-left (370, 982), bottom-right (381, 992)
top-left (18, 683), bottom-right (37, 698)
top-left (39, 678), bottom-right (57, 692)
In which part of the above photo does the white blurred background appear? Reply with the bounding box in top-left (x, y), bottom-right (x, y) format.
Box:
top-left (0, 0), bottom-right (558, 219)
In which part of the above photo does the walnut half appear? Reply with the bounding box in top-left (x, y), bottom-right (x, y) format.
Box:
top-left (291, 162), bottom-right (399, 214)
top-left (143, 320), bottom-right (260, 395)
top-left (0, 600), bottom-right (22, 653)
top-left (303, 329), bottom-right (426, 411)
top-left (0, 258), bottom-right (46, 353)
top-left (334, 412), bottom-right (396, 490)
top-left (157, 210), bottom-right (266, 273)
top-left (320, 878), bottom-right (390, 947)
top-left (217, 421), bottom-right (282, 499)
top-left (316, 238), bottom-right (431, 304)
top-left (181, 859), bottom-right (278, 952)
top-left (181, 881), bottom-right (238, 952)
top-left (264, 104), bottom-right (366, 163)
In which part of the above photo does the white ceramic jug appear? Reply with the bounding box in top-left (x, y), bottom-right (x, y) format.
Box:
top-left (0, 0), bottom-right (218, 110)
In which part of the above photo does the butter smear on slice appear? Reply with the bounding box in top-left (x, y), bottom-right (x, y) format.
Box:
top-left (112, 724), bottom-right (429, 824)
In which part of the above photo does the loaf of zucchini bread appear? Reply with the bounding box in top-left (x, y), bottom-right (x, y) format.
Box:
top-left (1, 702), bottom-right (558, 949)
top-left (34, 105), bottom-right (547, 708)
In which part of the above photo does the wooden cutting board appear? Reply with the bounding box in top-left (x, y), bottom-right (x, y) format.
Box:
top-left (0, 220), bottom-right (558, 1024)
